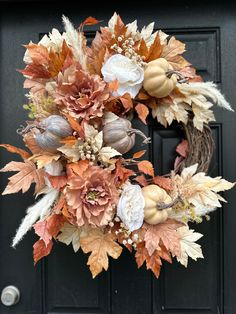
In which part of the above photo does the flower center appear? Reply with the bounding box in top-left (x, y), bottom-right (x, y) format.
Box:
top-left (87, 191), bottom-right (98, 201)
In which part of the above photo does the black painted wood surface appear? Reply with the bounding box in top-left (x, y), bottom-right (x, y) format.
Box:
top-left (0, 2), bottom-right (236, 314)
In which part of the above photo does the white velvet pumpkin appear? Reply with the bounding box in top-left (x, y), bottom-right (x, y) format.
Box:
top-left (142, 184), bottom-right (172, 224)
top-left (103, 117), bottom-right (149, 154)
top-left (35, 115), bottom-right (72, 153)
top-left (143, 58), bottom-right (177, 98)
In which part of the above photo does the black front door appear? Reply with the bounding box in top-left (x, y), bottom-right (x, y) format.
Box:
top-left (0, 2), bottom-right (236, 314)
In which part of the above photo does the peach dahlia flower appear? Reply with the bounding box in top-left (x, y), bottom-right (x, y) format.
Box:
top-left (50, 65), bottom-right (110, 121)
top-left (64, 166), bottom-right (119, 226)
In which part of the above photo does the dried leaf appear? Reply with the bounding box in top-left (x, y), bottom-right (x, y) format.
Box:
top-left (134, 174), bottom-right (148, 187)
top-left (153, 176), bottom-right (173, 191)
top-left (34, 220), bottom-right (52, 246)
top-left (138, 160), bottom-right (154, 177)
top-left (99, 146), bottom-right (121, 163)
top-left (144, 219), bottom-right (183, 256)
top-left (176, 139), bottom-right (189, 158)
top-left (47, 175), bottom-right (67, 190)
top-left (162, 36), bottom-right (186, 60)
top-left (135, 103), bottom-right (149, 124)
top-left (0, 144), bottom-right (30, 160)
top-left (63, 113), bottom-right (85, 139)
top-left (120, 93), bottom-right (133, 111)
top-left (34, 214), bottom-right (64, 246)
top-left (80, 228), bottom-right (122, 278)
top-left (0, 160), bottom-right (45, 195)
top-left (135, 242), bottom-right (172, 278)
top-left (57, 222), bottom-right (86, 252)
top-left (80, 16), bottom-right (102, 28)
top-left (133, 150), bottom-right (146, 159)
top-left (66, 160), bottom-right (89, 177)
top-left (114, 159), bottom-right (135, 185)
top-left (172, 164), bottom-right (235, 211)
top-left (33, 239), bottom-right (53, 264)
top-left (30, 153), bottom-right (60, 169)
top-left (176, 226), bottom-right (204, 267)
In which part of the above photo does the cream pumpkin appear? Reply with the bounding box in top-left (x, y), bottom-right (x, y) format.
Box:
top-left (142, 184), bottom-right (172, 224)
top-left (143, 58), bottom-right (177, 98)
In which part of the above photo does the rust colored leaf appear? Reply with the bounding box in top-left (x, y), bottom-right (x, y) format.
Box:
top-left (120, 93), bottom-right (133, 111)
top-left (80, 16), bottom-right (102, 28)
top-left (135, 103), bottom-right (149, 124)
top-left (135, 242), bottom-right (172, 278)
top-left (0, 160), bottom-right (45, 195)
top-left (146, 33), bottom-right (163, 62)
top-left (134, 174), bottom-right (148, 187)
top-left (25, 43), bottom-right (49, 65)
top-left (114, 159), bottom-right (135, 185)
top-left (67, 160), bottom-right (89, 178)
top-left (153, 176), bottom-right (173, 191)
top-left (108, 80), bottom-right (119, 92)
top-left (133, 150), bottom-right (146, 159)
top-left (20, 64), bottom-right (51, 79)
top-left (47, 175), bottom-right (67, 190)
top-left (0, 144), bottom-right (30, 160)
top-left (47, 214), bottom-right (64, 238)
top-left (64, 113), bottom-right (85, 139)
top-left (138, 160), bottom-right (154, 177)
top-left (33, 239), bottom-right (53, 265)
top-left (176, 139), bottom-right (189, 158)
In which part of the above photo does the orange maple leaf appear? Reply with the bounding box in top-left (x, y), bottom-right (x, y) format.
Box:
top-left (135, 103), bottom-right (149, 124)
top-left (0, 144), bottom-right (30, 160)
top-left (80, 228), bottom-right (122, 278)
top-left (0, 160), bottom-right (45, 195)
top-left (80, 16), bottom-right (102, 28)
top-left (153, 176), bottom-right (173, 191)
top-left (135, 242), bottom-right (172, 278)
top-left (33, 239), bottom-right (53, 265)
top-left (132, 150), bottom-right (146, 159)
top-left (137, 160), bottom-right (154, 177)
top-left (144, 219), bottom-right (183, 257)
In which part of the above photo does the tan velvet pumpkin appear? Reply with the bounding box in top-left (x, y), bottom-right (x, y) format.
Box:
top-left (143, 58), bottom-right (177, 98)
top-left (142, 184), bottom-right (172, 224)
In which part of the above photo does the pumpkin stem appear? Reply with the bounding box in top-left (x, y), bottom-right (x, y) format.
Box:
top-left (128, 129), bottom-right (151, 145)
top-left (157, 195), bottom-right (182, 210)
top-left (17, 122), bottom-right (45, 135)
top-left (166, 70), bottom-right (188, 84)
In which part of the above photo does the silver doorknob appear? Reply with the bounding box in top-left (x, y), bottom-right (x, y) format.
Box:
top-left (1, 286), bottom-right (20, 306)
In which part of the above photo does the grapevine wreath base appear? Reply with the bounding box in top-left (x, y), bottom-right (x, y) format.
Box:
top-left (0, 13), bottom-right (235, 278)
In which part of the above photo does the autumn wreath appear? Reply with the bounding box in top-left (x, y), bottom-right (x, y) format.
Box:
top-left (0, 13), bottom-right (235, 278)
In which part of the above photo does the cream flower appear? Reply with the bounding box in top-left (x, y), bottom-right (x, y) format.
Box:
top-left (101, 54), bottom-right (144, 98)
top-left (117, 183), bottom-right (145, 232)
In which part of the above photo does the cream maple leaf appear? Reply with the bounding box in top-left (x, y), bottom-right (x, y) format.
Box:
top-left (57, 223), bottom-right (88, 252)
top-left (57, 123), bottom-right (120, 164)
top-left (176, 226), bottom-right (204, 267)
top-left (172, 164), bottom-right (235, 212)
top-left (80, 228), bottom-right (122, 278)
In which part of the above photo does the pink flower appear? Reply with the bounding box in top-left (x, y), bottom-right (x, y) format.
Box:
top-left (64, 165), bottom-right (119, 226)
top-left (50, 65), bottom-right (110, 121)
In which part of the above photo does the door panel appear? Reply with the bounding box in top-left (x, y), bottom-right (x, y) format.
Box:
top-left (0, 2), bottom-right (236, 314)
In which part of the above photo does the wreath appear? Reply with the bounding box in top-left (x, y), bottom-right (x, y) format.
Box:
top-left (0, 13), bottom-right (235, 279)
